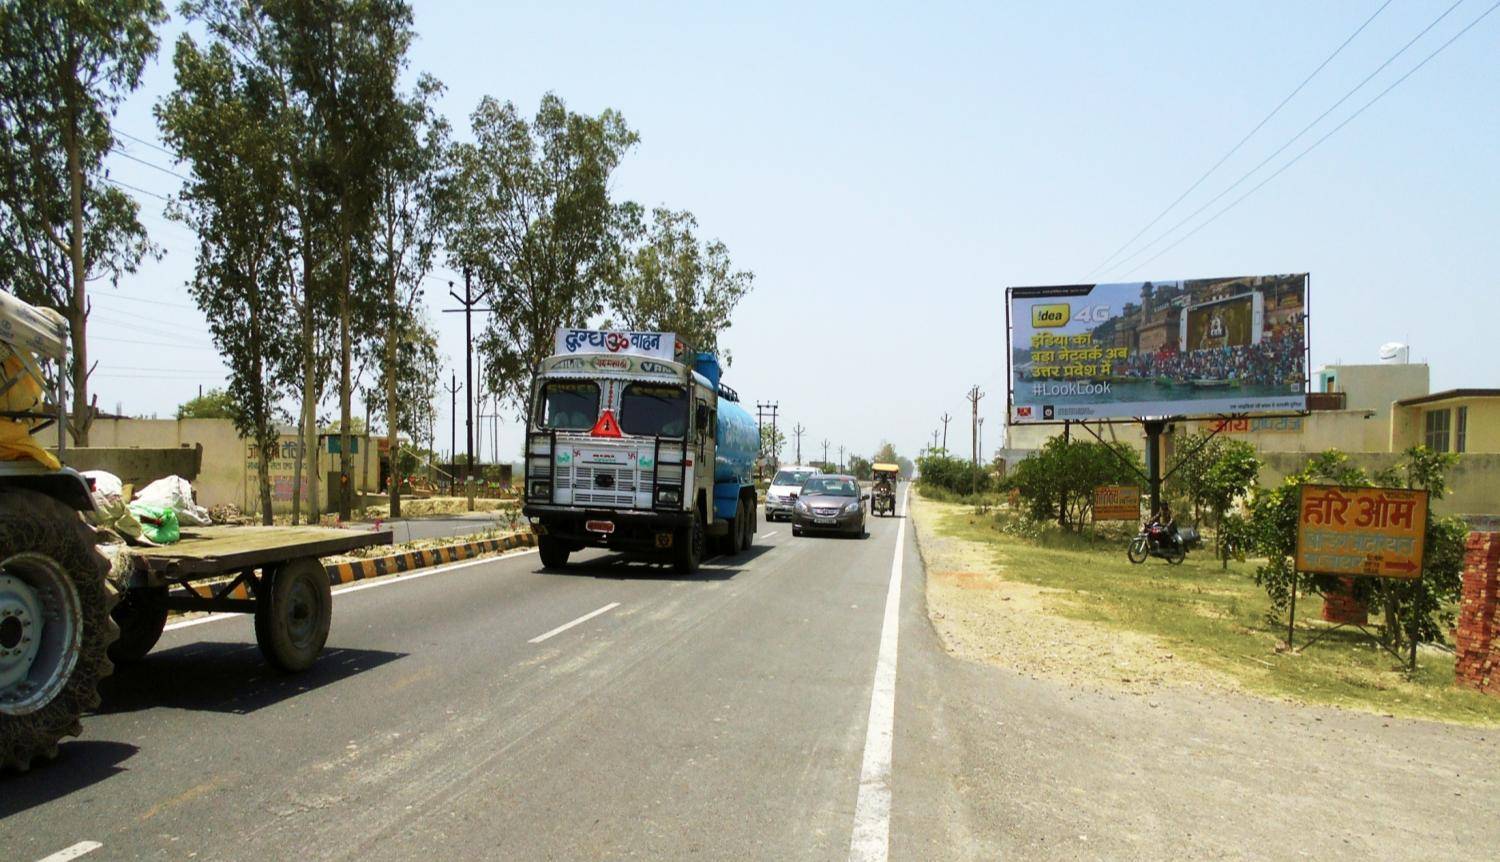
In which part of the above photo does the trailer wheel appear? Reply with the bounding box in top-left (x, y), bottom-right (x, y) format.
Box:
top-left (673, 517), bottom-right (704, 574)
top-left (254, 557), bottom-right (331, 672)
top-left (108, 586), bottom-right (168, 663)
top-left (0, 489), bottom-right (116, 771)
top-left (538, 536), bottom-right (571, 569)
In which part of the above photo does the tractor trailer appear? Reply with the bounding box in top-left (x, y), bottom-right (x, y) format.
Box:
top-left (523, 329), bottom-right (758, 573)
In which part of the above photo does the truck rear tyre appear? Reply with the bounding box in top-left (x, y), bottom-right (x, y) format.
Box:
top-left (742, 497), bottom-right (757, 549)
top-left (108, 586), bottom-right (169, 663)
top-left (723, 507), bottom-right (745, 556)
top-left (254, 557), bottom-right (331, 672)
top-left (0, 489), bottom-right (116, 771)
top-left (538, 536), bottom-right (571, 569)
top-left (673, 518), bottom-right (704, 574)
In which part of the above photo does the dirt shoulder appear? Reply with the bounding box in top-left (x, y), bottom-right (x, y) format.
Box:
top-left (911, 492), bottom-right (1239, 696)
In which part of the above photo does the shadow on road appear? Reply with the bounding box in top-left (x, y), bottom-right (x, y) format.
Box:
top-left (0, 740), bottom-right (138, 819)
top-left (98, 643), bottom-right (406, 716)
top-left (539, 543), bottom-right (775, 582)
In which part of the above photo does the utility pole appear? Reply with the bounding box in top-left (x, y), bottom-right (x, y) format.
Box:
top-left (940, 412), bottom-right (952, 452)
top-left (444, 372), bottom-right (462, 468)
top-left (756, 401), bottom-right (779, 469)
top-left (931, 429), bottom-right (939, 452)
top-left (443, 269), bottom-right (494, 480)
top-left (821, 438), bottom-right (830, 467)
top-left (838, 444), bottom-right (845, 473)
top-left (978, 417), bottom-right (985, 466)
top-left (793, 422), bottom-right (805, 465)
top-left (967, 385), bottom-right (985, 495)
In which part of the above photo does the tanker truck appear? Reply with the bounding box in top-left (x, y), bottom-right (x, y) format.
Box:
top-left (522, 329), bottom-right (758, 573)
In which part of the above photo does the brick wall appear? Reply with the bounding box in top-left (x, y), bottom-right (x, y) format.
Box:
top-left (1321, 577), bottom-right (1368, 626)
top-left (1455, 532), bottom-right (1500, 695)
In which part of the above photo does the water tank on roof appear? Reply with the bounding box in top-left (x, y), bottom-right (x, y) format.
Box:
top-left (1378, 342), bottom-right (1410, 364)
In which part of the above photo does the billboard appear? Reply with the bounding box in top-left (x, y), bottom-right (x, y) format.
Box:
top-left (1007, 274), bottom-right (1307, 423)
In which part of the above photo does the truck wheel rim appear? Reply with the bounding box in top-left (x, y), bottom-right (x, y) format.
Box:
top-left (0, 554), bottom-right (82, 716)
top-left (285, 577), bottom-right (317, 647)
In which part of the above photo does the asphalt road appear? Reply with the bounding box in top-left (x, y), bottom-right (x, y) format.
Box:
top-left (6, 484), bottom-right (1496, 861)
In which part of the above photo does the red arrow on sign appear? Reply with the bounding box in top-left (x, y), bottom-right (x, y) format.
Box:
top-left (1383, 559), bottom-right (1418, 574)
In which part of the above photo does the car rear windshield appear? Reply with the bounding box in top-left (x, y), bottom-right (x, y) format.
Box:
top-left (802, 477), bottom-right (858, 497)
top-left (773, 470), bottom-right (815, 486)
top-left (620, 383), bottom-right (687, 437)
top-left (539, 381), bottom-right (599, 430)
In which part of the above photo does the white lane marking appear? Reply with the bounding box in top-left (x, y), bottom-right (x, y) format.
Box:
top-left (161, 547), bottom-right (539, 632)
top-left (760, 530), bottom-right (779, 538)
top-left (848, 486), bottom-right (910, 862)
top-left (528, 602), bottom-right (622, 644)
top-left (35, 842), bottom-right (103, 862)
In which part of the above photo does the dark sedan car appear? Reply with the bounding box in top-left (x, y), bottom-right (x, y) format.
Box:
top-left (791, 475), bottom-right (867, 538)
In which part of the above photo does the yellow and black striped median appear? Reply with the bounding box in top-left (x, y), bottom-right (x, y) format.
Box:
top-left (324, 530), bottom-right (539, 586)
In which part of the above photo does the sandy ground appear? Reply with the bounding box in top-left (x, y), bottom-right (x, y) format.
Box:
top-left (911, 492), bottom-right (1242, 696)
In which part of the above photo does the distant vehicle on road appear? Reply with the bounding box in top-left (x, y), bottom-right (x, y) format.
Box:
top-left (870, 463), bottom-right (900, 517)
top-left (765, 465), bottom-right (821, 522)
top-left (791, 475), bottom-right (868, 538)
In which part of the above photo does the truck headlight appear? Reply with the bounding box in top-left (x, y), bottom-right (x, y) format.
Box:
top-left (528, 480), bottom-right (550, 500)
top-left (657, 487), bottom-right (681, 506)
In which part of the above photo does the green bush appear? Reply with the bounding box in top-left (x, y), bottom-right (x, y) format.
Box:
top-left (1001, 436), bottom-right (1144, 532)
top-left (916, 452), bottom-right (993, 497)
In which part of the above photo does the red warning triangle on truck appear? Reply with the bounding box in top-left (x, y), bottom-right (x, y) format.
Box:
top-left (590, 409), bottom-right (623, 438)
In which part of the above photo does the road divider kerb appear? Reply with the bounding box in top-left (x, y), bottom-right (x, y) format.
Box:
top-left (324, 530), bottom-right (539, 586)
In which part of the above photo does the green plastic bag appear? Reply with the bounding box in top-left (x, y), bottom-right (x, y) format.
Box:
top-left (128, 503), bottom-right (180, 545)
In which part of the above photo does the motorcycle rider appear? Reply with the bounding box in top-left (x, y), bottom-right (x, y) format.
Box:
top-left (1147, 503), bottom-right (1182, 551)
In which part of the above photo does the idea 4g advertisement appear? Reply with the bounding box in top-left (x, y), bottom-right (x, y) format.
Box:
top-left (1006, 274), bottom-right (1308, 423)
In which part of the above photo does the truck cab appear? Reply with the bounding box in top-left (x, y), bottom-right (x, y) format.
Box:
top-left (523, 330), bottom-right (758, 573)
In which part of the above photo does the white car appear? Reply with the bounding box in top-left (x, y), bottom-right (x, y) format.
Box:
top-left (764, 466), bottom-right (822, 521)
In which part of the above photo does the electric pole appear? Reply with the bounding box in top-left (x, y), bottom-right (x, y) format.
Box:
top-left (821, 438), bottom-right (830, 467)
top-left (967, 385), bottom-right (985, 494)
top-left (931, 429), bottom-right (939, 452)
top-left (940, 412), bottom-right (952, 452)
top-left (978, 417), bottom-right (986, 465)
top-left (444, 372), bottom-right (462, 466)
top-left (443, 269), bottom-right (494, 480)
top-left (838, 444), bottom-right (845, 473)
top-left (793, 422), bottom-right (805, 465)
top-left (756, 401), bottom-right (779, 470)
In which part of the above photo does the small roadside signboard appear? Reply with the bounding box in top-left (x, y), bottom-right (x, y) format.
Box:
top-left (1093, 484), bottom-right (1141, 522)
top-left (1295, 484), bottom-right (1428, 580)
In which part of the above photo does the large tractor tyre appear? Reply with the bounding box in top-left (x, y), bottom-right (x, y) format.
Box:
top-left (0, 489), bottom-right (116, 771)
top-left (254, 557), bottom-right (332, 672)
top-left (538, 536), bottom-right (571, 569)
top-left (673, 517), bottom-right (705, 575)
top-left (108, 586), bottom-right (169, 663)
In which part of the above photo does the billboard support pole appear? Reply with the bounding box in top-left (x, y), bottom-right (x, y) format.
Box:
top-left (1287, 571), bottom-right (1297, 649)
top-left (1144, 419), bottom-right (1165, 517)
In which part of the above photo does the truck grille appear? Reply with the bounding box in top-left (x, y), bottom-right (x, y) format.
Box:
top-left (556, 463), bottom-right (655, 508)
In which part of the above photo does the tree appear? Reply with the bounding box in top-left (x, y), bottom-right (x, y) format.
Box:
top-left (1167, 431), bottom-right (1260, 566)
top-left (272, 0), bottom-right (414, 520)
top-left (759, 424), bottom-right (785, 464)
top-left (444, 92), bottom-right (638, 408)
top-left (366, 74), bottom-right (446, 517)
top-left (159, 25), bottom-right (302, 525)
top-left (1003, 437), bottom-right (1144, 530)
top-left (176, 388), bottom-right (235, 419)
top-left (847, 455), bottom-right (872, 481)
top-left (608, 206), bottom-right (753, 360)
top-left (0, 0), bottom-right (165, 444)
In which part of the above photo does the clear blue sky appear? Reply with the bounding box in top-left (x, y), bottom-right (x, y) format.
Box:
top-left (96, 1), bottom-right (1499, 463)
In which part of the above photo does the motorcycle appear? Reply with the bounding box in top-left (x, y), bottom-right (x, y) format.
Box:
top-left (1128, 523), bottom-right (1186, 565)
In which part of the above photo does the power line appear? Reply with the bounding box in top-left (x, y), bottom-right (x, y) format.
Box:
top-left (93, 293), bottom-right (199, 312)
top-left (112, 126), bottom-right (176, 159)
top-left (1107, 0), bottom-right (1468, 279)
top-left (1085, 0), bottom-right (1394, 278)
top-left (104, 176), bottom-right (169, 202)
top-left (111, 147), bottom-right (190, 182)
top-left (92, 334), bottom-right (218, 350)
top-left (1122, 0), bottom-right (1500, 277)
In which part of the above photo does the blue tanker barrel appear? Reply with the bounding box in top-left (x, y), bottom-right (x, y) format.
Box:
top-left (714, 398), bottom-right (757, 486)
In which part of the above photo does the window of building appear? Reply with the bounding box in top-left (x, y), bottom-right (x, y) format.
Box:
top-left (1424, 408), bottom-right (1451, 452)
top-left (1455, 406), bottom-right (1467, 454)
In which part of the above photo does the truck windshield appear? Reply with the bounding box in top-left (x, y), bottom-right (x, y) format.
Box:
top-left (539, 381), bottom-right (600, 430)
top-left (620, 383), bottom-right (687, 437)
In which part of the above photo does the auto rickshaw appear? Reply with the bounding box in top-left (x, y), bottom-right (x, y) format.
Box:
top-left (871, 463), bottom-right (900, 516)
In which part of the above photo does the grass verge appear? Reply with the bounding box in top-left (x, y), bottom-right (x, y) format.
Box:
top-left (915, 491), bottom-right (1500, 725)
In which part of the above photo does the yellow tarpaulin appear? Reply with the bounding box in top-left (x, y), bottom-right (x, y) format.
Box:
top-left (0, 354), bottom-right (60, 469)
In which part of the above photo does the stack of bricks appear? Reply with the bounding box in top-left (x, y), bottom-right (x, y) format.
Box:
top-left (1455, 531), bottom-right (1500, 696)
top-left (1321, 577), bottom-right (1368, 626)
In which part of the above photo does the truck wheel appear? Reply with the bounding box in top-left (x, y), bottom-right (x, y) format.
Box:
top-left (0, 489), bottom-right (116, 771)
top-left (538, 536), bottom-right (571, 569)
top-left (254, 557), bottom-right (331, 672)
top-left (108, 586), bottom-right (168, 663)
top-left (725, 507), bottom-right (745, 556)
top-left (742, 497), bottom-right (756, 549)
top-left (673, 517), bottom-right (704, 574)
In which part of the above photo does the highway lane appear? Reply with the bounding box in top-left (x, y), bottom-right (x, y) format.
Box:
top-left (5, 495), bottom-right (936, 861)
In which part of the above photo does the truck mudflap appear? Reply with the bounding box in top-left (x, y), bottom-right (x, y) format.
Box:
top-left (524, 505), bottom-right (694, 553)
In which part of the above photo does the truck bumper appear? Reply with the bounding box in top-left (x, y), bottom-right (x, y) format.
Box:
top-left (523, 505), bottom-right (694, 554)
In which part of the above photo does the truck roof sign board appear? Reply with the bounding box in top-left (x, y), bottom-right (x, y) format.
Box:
top-left (1093, 485), bottom-right (1141, 522)
top-left (1296, 484), bottom-right (1428, 580)
top-left (555, 329), bottom-right (676, 360)
top-left (1006, 274), bottom-right (1308, 423)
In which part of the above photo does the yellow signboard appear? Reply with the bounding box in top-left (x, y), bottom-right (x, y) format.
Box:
top-left (1093, 485), bottom-right (1141, 522)
top-left (1295, 484), bottom-right (1428, 579)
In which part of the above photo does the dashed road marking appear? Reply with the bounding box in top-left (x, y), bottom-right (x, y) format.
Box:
top-left (34, 842), bottom-right (102, 862)
top-left (528, 602), bottom-right (622, 644)
top-left (760, 530), bottom-right (779, 538)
